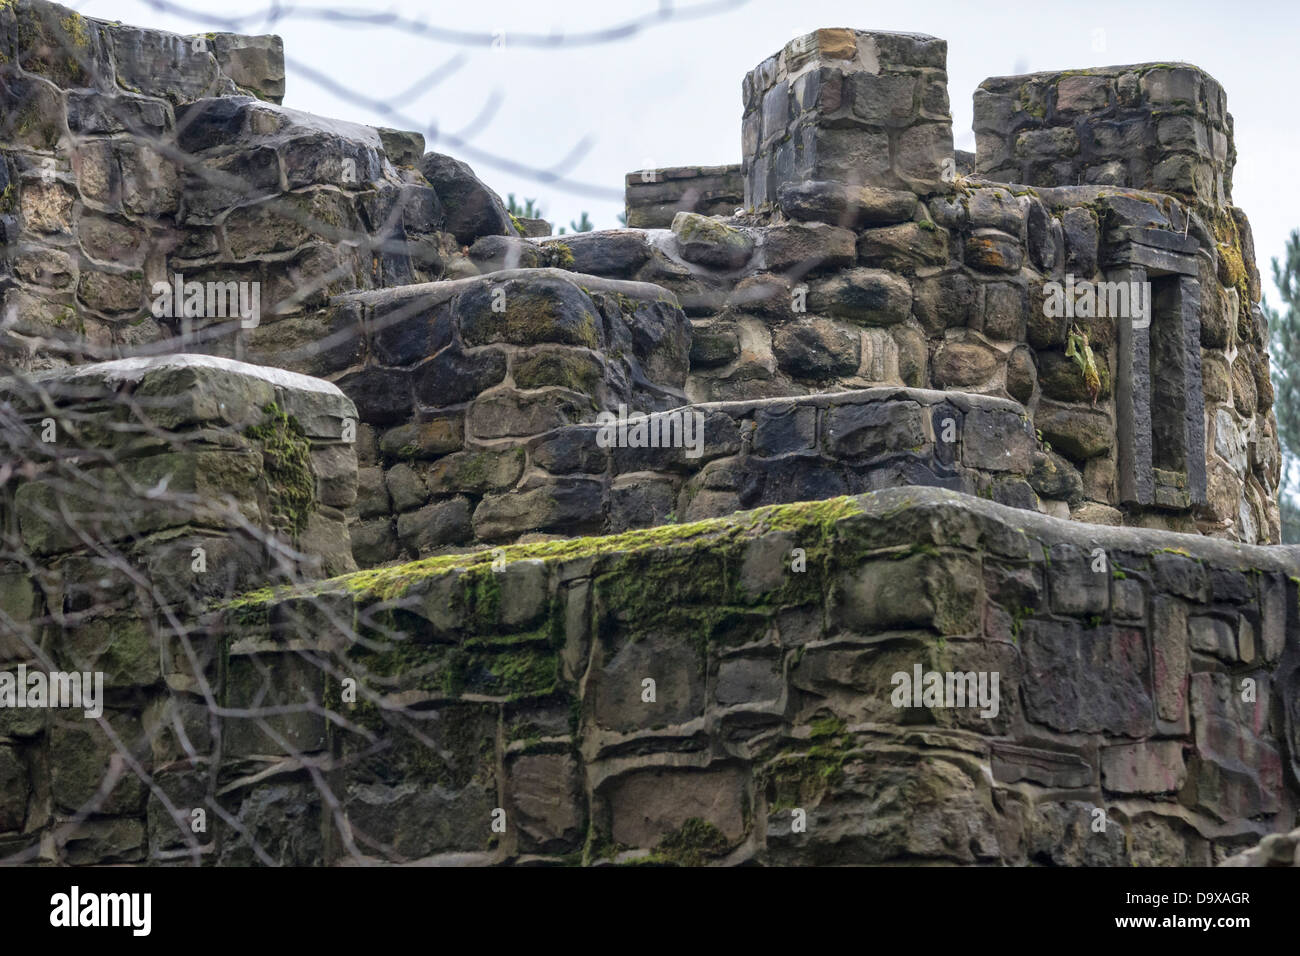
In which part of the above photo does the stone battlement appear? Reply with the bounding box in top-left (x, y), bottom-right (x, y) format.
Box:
top-left (975, 63), bottom-right (1234, 206)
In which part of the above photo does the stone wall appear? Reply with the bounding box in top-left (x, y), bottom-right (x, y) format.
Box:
top-left (624, 164), bottom-right (743, 229)
top-left (7, 486), bottom-right (1289, 865)
top-left (0, 0), bottom-right (503, 378)
top-left (349, 385), bottom-right (1041, 564)
top-left (602, 30), bottom-right (1276, 543)
top-left (0, 354), bottom-right (358, 587)
top-left (2, 6), bottom-right (1295, 868)
top-left (0, 355), bottom-right (358, 862)
top-left (463, 178), bottom-right (1278, 542)
top-left (2, 0), bottom-right (292, 366)
top-left (2, 4), bottom-right (1280, 545)
top-left (973, 64), bottom-right (1235, 207)
top-left (321, 269), bottom-right (691, 562)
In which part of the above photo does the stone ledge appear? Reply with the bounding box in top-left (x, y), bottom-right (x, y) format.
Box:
top-left (332, 267), bottom-right (683, 314)
top-left (0, 354), bottom-right (357, 438)
top-left (213, 484), bottom-right (1300, 864)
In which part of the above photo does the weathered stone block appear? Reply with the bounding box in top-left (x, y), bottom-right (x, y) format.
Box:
top-left (758, 222), bottom-right (856, 275)
top-left (1021, 620), bottom-right (1153, 736)
top-left (1101, 740), bottom-right (1186, 793)
top-left (223, 652), bottom-right (327, 758)
top-left (472, 479), bottom-right (604, 541)
top-left (856, 222), bottom-right (949, 273)
top-left (823, 400), bottom-right (927, 459)
top-left (777, 180), bottom-right (916, 228)
top-left (671, 212), bottom-right (753, 269)
top-left (834, 551), bottom-right (982, 636)
top-left (933, 341), bottom-right (997, 388)
top-left (964, 230), bottom-right (1023, 273)
top-left (588, 629), bottom-right (706, 732)
top-left (1188, 672), bottom-right (1282, 820)
top-left (395, 496), bottom-right (472, 553)
top-left (378, 419), bottom-right (463, 462)
top-left (418, 151), bottom-right (512, 245)
top-left (772, 319), bottom-right (859, 379)
top-left (715, 655), bottom-right (783, 706)
top-left (1046, 543), bottom-right (1110, 616)
top-left (990, 742), bottom-right (1092, 789)
top-left (1035, 401), bottom-right (1113, 461)
top-left (603, 765), bottom-right (747, 848)
top-left (424, 448), bottom-right (525, 496)
top-left (808, 268), bottom-right (910, 325)
top-left (50, 711), bottom-right (148, 815)
top-left (507, 752), bottom-right (584, 855)
top-left (413, 347), bottom-right (508, 407)
top-left (962, 407), bottom-right (1035, 474)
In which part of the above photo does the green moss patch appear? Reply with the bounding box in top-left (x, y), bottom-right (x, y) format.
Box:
top-left (543, 242), bottom-right (575, 269)
top-left (347, 623), bottom-right (559, 702)
top-left (629, 818), bottom-right (731, 867)
top-left (763, 725), bottom-right (862, 813)
top-left (224, 496), bottom-right (869, 638)
top-left (244, 403), bottom-right (315, 537)
top-left (513, 350), bottom-right (603, 394)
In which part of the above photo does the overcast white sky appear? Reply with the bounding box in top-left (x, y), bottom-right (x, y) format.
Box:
top-left (78, 0), bottom-right (1300, 303)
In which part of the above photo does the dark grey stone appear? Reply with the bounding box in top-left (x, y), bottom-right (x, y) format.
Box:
top-left (1062, 207), bottom-right (1099, 275)
top-left (396, 496), bottom-right (473, 552)
top-left (1022, 619), bottom-right (1153, 736)
top-left (337, 366), bottom-right (414, 426)
top-left (772, 319), bottom-right (860, 379)
top-left (529, 428), bottom-right (608, 475)
top-left (413, 347), bottom-right (507, 407)
top-left (753, 404), bottom-right (817, 457)
top-left (371, 298), bottom-right (454, 366)
top-left (418, 151), bottom-right (513, 245)
top-left (776, 180), bottom-right (916, 228)
top-left (545, 231), bottom-right (650, 278)
top-left (824, 401), bottom-right (927, 459)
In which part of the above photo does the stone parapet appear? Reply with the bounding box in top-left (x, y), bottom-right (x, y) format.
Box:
top-left (974, 63), bottom-right (1235, 206)
top-left (742, 28), bottom-right (954, 206)
top-left (624, 164), bottom-right (744, 228)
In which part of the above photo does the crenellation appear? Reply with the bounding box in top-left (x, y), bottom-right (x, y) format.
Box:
top-left (742, 29), bottom-right (955, 206)
top-left (624, 164), bottom-right (744, 228)
top-left (973, 63), bottom-right (1235, 206)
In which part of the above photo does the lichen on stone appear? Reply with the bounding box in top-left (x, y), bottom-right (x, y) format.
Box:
top-left (542, 242), bottom-right (574, 269)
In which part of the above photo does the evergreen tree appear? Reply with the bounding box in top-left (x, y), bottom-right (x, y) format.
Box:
top-left (1265, 229), bottom-right (1300, 542)
top-left (557, 211), bottom-right (594, 235)
top-left (505, 194), bottom-right (542, 218)
top-left (505, 197), bottom-right (602, 234)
